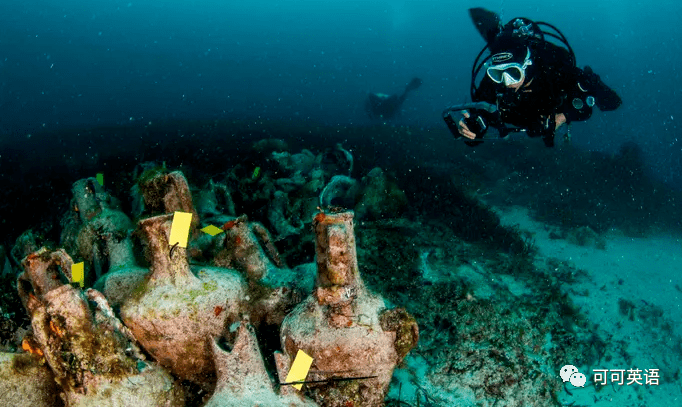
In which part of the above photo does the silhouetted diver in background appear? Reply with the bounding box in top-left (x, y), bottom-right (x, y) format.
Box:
top-left (366, 77), bottom-right (423, 119)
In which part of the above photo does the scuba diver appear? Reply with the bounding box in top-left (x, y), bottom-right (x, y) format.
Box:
top-left (443, 8), bottom-right (622, 147)
top-left (366, 77), bottom-right (423, 119)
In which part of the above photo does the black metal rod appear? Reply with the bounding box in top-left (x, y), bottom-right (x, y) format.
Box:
top-left (279, 375), bottom-right (378, 386)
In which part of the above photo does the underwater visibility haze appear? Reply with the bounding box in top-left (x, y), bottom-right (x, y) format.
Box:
top-left (1, 0), bottom-right (682, 406)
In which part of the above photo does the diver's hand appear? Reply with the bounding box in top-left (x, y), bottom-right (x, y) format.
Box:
top-left (458, 111), bottom-right (477, 140)
top-left (555, 113), bottom-right (566, 129)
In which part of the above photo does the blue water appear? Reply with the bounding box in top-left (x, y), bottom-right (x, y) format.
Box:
top-left (1, 0), bottom-right (680, 181)
top-left (2, 2), bottom-right (682, 405)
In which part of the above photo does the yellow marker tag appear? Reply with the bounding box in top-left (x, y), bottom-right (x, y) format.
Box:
top-left (96, 173), bottom-right (104, 186)
top-left (285, 350), bottom-right (313, 390)
top-left (71, 262), bottom-right (85, 287)
top-left (169, 211), bottom-right (193, 248)
top-left (201, 225), bottom-right (224, 236)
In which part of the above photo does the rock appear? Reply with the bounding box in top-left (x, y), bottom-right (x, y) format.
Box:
top-left (565, 226), bottom-right (607, 250)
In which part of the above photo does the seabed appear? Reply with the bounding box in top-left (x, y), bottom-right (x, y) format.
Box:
top-left (1, 119), bottom-right (681, 406)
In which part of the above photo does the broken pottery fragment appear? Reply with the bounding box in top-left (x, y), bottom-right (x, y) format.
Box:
top-left (59, 177), bottom-right (136, 285)
top-left (54, 177), bottom-right (147, 303)
top-left (279, 211), bottom-right (418, 407)
top-left (268, 190), bottom-right (304, 240)
top-left (204, 321), bottom-right (317, 407)
top-left (93, 234), bottom-right (148, 308)
top-left (196, 179), bottom-right (237, 219)
top-left (135, 169), bottom-right (200, 231)
top-left (10, 229), bottom-right (42, 267)
top-left (316, 143), bottom-right (354, 177)
top-left (71, 177), bottom-right (109, 223)
top-left (213, 215), bottom-right (312, 327)
top-left (319, 175), bottom-right (360, 209)
top-left (271, 148), bottom-right (316, 178)
top-left (17, 248), bottom-right (183, 407)
top-left (119, 213), bottom-right (246, 385)
top-left (214, 215), bottom-right (284, 283)
top-left (354, 167), bottom-right (408, 220)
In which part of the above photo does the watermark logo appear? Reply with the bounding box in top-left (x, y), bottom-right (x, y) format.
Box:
top-left (561, 365), bottom-right (660, 387)
top-left (593, 368), bottom-right (659, 386)
top-left (560, 365), bottom-right (586, 387)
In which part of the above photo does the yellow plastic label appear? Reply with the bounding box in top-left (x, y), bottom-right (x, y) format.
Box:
top-left (96, 173), bottom-right (104, 186)
top-left (201, 225), bottom-right (224, 236)
top-left (285, 350), bottom-right (313, 390)
top-left (169, 211), bottom-right (193, 248)
top-left (71, 262), bottom-right (85, 287)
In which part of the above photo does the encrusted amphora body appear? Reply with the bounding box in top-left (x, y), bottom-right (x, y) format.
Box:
top-left (279, 211), bottom-right (419, 407)
top-left (119, 213), bottom-right (247, 385)
top-left (17, 248), bottom-right (183, 407)
top-left (203, 321), bottom-right (318, 407)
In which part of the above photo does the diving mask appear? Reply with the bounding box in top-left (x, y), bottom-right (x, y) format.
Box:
top-left (486, 48), bottom-right (532, 86)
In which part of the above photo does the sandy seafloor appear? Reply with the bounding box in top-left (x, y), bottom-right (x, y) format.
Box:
top-left (389, 204), bottom-right (682, 407)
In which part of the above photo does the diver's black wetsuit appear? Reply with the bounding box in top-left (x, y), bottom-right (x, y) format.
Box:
top-left (446, 9), bottom-right (622, 147)
top-left (473, 41), bottom-right (594, 145)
